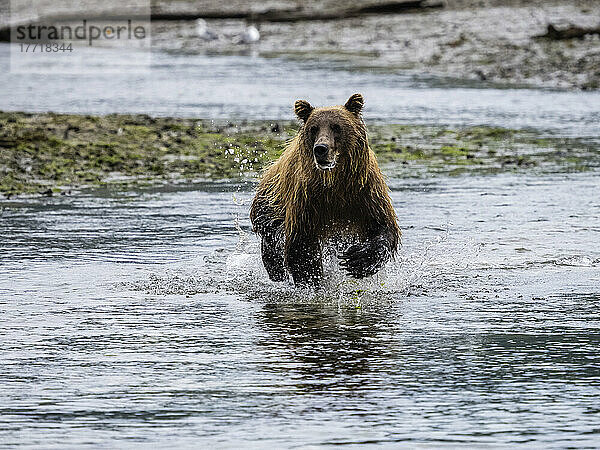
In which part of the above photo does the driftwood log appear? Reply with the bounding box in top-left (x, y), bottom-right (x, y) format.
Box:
top-left (252, 1), bottom-right (444, 22)
top-left (0, 0), bottom-right (445, 41)
top-left (536, 23), bottom-right (600, 41)
top-left (121, 1), bottom-right (444, 22)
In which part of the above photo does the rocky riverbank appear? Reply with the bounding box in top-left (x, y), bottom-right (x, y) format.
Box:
top-left (150, 0), bottom-right (600, 90)
top-left (1, 0), bottom-right (598, 89)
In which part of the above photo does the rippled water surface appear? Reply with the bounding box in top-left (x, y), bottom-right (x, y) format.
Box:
top-left (2, 38), bottom-right (600, 447)
top-left (1, 172), bottom-right (599, 447)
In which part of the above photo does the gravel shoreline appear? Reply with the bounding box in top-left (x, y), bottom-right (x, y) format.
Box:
top-left (1, 0), bottom-right (598, 89)
top-left (150, 0), bottom-right (600, 90)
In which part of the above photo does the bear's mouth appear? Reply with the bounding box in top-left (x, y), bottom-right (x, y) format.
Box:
top-left (315, 159), bottom-right (336, 170)
top-left (314, 153), bottom-right (337, 170)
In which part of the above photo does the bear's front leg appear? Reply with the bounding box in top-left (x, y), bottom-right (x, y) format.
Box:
top-left (286, 235), bottom-right (323, 287)
top-left (260, 227), bottom-right (287, 282)
top-left (250, 194), bottom-right (287, 282)
top-left (339, 225), bottom-right (397, 279)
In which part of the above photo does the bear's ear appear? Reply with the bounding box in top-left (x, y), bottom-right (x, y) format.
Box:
top-left (294, 99), bottom-right (313, 122)
top-left (344, 93), bottom-right (364, 115)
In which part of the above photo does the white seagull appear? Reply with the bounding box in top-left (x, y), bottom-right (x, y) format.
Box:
top-left (195, 19), bottom-right (219, 41)
top-left (236, 24), bottom-right (260, 44)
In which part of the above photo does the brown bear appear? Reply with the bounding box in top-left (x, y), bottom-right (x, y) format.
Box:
top-left (250, 93), bottom-right (400, 287)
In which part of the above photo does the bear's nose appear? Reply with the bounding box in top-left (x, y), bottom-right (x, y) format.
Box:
top-left (313, 144), bottom-right (329, 158)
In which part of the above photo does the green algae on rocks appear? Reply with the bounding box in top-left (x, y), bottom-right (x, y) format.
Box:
top-left (0, 112), bottom-right (288, 197)
top-left (1, 111), bottom-right (598, 197)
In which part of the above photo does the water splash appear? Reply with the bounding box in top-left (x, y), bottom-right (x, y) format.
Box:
top-left (119, 190), bottom-right (488, 304)
top-left (121, 219), bottom-right (479, 307)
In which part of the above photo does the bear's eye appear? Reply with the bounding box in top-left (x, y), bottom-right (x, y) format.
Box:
top-left (331, 123), bottom-right (341, 134)
top-left (309, 126), bottom-right (318, 137)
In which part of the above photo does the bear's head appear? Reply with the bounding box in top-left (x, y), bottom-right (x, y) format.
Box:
top-left (294, 93), bottom-right (366, 171)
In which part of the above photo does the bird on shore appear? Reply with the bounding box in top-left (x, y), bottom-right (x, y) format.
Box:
top-left (195, 18), bottom-right (219, 41)
top-left (235, 24), bottom-right (260, 44)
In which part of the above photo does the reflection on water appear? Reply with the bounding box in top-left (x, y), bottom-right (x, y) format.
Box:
top-left (1, 172), bottom-right (599, 446)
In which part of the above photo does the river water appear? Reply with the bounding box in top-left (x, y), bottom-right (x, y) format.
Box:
top-left (1, 174), bottom-right (599, 447)
top-left (1, 42), bottom-right (600, 447)
top-left (1, 43), bottom-right (600, 137)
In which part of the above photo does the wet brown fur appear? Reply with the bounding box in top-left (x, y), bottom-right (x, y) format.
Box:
top-left (250, 94), bottom-right (400, 283)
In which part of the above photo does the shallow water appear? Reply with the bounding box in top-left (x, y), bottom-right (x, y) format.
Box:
top-left (1, 43), bottom-right (600, 137)
top-left (2, 37), bottom-right (600, 447)
top-left (1, 172), bottom-right (599, 447)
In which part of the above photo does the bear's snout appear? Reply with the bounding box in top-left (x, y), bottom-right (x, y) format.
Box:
top-left (313, 142), bottom-right (335, 169)
top-left (313, 143), bottom-right (329, 159)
